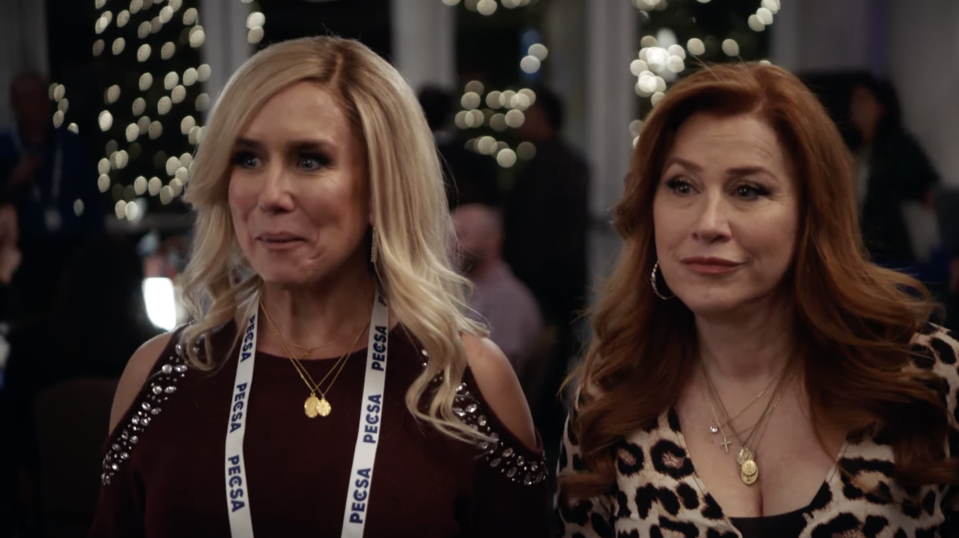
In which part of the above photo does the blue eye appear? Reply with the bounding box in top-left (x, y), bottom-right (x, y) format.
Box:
top-left (298, 153), bottom-right (331, 172)
top-left (232, 151), bottom-right (260, 169)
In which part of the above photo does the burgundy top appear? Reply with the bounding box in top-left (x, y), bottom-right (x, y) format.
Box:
top-left (89, 321), bottom-right (550, 537)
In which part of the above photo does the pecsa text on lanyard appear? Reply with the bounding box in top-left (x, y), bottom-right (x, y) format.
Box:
top-left (225, 290), bottom-right (389, 538)
top-left (341, 291), bottom-right (389, 538)
top-left (225, 312), bottom-right (257, 538)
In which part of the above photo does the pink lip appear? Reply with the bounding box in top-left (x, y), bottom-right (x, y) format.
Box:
top-left (256, 233), bottom-right (305, 250)
top-left (680, 256), bottom-right (743, 275)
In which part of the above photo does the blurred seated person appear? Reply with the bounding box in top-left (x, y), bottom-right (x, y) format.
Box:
top-left (453, 203), bottom-right (543, 373)
top-left (0, 235), bottom-right (160, 533)
top-left (419, 85), bottom-right (500, 209)
top-left (0, 72), bottom-right (105, 320)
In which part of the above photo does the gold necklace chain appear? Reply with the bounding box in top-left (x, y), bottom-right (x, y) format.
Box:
top-left (259, 303), bottom-right (368, 418)
top-left (260, 306), bottom-right (361, 359)
top-left (703, 364), bottom-right (788, 448)
top-left (287, 331), bottom-right (357, 359)
top-left (261, 305), bottom-right (350, 393)
top-left (700, 360), bottom-right (795, 486)
top-left (703, 367), bottom-right (786, 452)
top-left (707, 371), bottom-right (779, 434)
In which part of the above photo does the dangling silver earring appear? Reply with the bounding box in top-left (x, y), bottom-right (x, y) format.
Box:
top-left (370, 227), bottom-right (379, 264)
top-left (650, 261), bottom-right (674, 300)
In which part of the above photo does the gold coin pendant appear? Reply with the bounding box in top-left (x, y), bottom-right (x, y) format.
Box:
top-left (740, 459), bottom-right (759, 485)
top-left (304, 394), bottom-right (321, 418)
top-left (316, 397), bottom-right (332, 417)
top-left (737, 447), bottom-right (754, 465)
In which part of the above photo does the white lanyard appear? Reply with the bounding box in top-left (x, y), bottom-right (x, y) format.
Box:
top-left (225, 289), bottom-right (390, 538)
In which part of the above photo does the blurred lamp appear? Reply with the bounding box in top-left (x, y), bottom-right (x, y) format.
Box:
top-left (143, 277), bottom-right (177, 330)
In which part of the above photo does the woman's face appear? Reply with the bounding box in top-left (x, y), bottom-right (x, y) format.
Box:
top-left (849, 85), bottom-right (883, 137)
top-left (228, 81), bottom-right (370, 287)
top-left (652, 112), bottom-right (799, 318)
top-left (0, 204), bottom-right (18, 247)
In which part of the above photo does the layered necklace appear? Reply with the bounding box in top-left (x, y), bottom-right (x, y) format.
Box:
top-left (701, 360), bottom-right (796, 486)
top-left (259, 303), bottom-right (368, 418)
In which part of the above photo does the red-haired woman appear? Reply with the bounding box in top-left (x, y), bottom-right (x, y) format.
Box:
top-left (556, 63), bottom-right (959, 537)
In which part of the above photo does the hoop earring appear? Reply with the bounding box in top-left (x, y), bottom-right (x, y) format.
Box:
top-left (650, 261), bottom-right (674, 300)
top-left (370, 227), bottom-right (379, 264)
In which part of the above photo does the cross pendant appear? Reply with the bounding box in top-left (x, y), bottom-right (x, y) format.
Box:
top-left (720, 436), bottom-right (731, 453)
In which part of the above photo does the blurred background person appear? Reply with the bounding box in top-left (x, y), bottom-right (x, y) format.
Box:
top-left (0, 202), bottom-right (22, 331)
top-left (0, 200), bottom-right (19, 538)
top-left (504, 86), bottom-right (589, 331)
top-left (849, 75), bottom-right (940, 270)
top-left (419, 85), bottom-right (500, 209)
top-left (452, 203), bottom-right (543, 379)
top-left (0, 235), bottom-right (160, 537)
top-left (0, 200), bottom-right (22, 386)
top-left (502, 85), bottom-right (589, 460)
top-left (0, 72), bottom-right (104, 323)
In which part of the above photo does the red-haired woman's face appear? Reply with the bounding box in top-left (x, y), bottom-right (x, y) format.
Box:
top-left (652, 112), bottom-right (799, 318)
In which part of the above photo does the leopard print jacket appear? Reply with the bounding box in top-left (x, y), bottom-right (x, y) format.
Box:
top-left (557, 325), bottom-right (959, 538)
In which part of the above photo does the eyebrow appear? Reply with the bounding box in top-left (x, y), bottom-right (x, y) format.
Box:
top-left (234, 137), bottom-right (336, 153)
top-left (663, 156), bottom-right (774, 179)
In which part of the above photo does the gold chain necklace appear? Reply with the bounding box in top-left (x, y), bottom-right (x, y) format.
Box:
top-left (259, 303), bottom-right (368, 418)
top-left (707, 372), bottom-right (779, 435)
top-left (701, 361), bottom-right (794, 486)
top-left (286, 332), bottom-right (355, 360)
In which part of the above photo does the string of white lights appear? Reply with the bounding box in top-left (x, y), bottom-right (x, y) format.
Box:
top-left (629, 0), bottom-right (782, 146)
top-left (47, 0), bottom-right (265, 222)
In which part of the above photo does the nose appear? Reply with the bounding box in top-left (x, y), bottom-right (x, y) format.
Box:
top-left (692, 192), bottom-right (732, 244)
top-left (257, 162), bottom-right (295, 213)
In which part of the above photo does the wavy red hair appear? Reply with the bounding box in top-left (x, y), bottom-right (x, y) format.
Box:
top-left (560, 62), bottom-right (958, 502)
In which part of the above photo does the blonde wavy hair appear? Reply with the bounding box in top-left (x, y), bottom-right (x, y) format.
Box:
top-left (179, 36), bottom-right (487, 442)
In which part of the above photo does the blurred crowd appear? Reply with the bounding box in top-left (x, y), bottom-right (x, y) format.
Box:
top-left (0, 72), bottom-right (162, 538)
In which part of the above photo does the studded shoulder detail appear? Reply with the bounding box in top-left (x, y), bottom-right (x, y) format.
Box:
top-left (454, 380), bottom-right (548, 486)
top-left (420, 345), bottom-right (547, 487)
top-left (423, 354), bottom-right (543, 489)
top-left (100, 338), bottom-right (195, 485)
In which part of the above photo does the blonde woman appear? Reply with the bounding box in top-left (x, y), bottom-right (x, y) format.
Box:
top-left (90, 37), bottom-right (549, 538)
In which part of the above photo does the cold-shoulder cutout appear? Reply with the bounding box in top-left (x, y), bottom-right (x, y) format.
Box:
top-left (108, 332), bottom-right (174, 435)
top-left (462, 333), bottom-right (537, 449)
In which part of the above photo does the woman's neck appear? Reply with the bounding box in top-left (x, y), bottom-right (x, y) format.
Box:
top-left (695, 296), bottom-right (796, 387)
top-left (256, 267), bottom-right (376, 359)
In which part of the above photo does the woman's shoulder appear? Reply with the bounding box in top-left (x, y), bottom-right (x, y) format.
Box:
top-left (392, 327), bottom-right (538, 451)
top-left (411, 332), bottom-right (547, 487)
top-left (107, 320), bottom-right (236, 432)
top-left (100, 327), bottom-right (194, 486)
top-left (461, 334), bottom-right (537, 448)
top-left (108, 331), bottom-right (177, 434)
top-left (907, 323), bottom-right (959, 418)
top-left (908, 323), bottom-right (959, 371)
